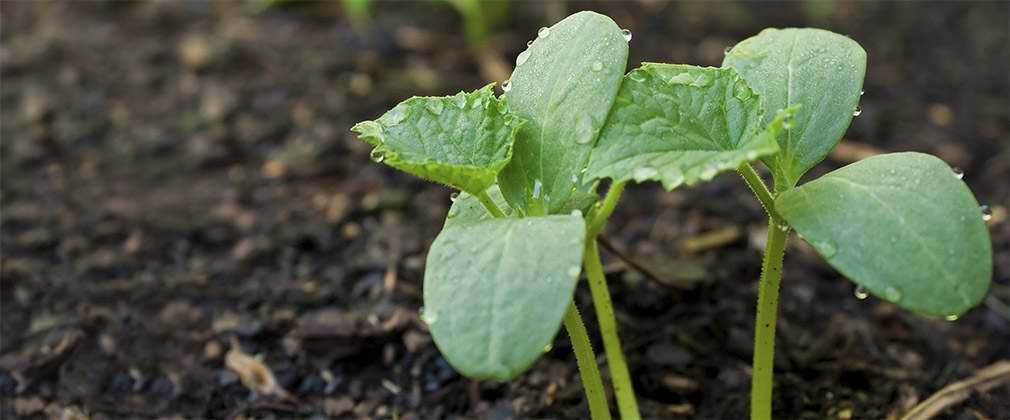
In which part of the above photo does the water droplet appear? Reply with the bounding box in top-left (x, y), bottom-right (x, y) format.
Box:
top-left (425, 99), bottom-right (443, 116)
top-left (447, 205), bottom-right (460, 218)
top-left (538, 26), bottom-right (550, 39)
top-left (422, 308), bottom-right (439, 325)
top-left (591, 61), bottom-right (603, 71)
top-left (782, 115), bottom-right (794, 129)
top-left (952, 167), bottom-right (964, 179)
top-left (418, 306), bottom-right (425, 321)
top-left (981, 205), bottom-right (992, 221)
top-left (384, 105), bottom-right (409, 125)
top-left (571, 173), bottom-right (579, 183)
top-left (567, 265), bottom-right (581, 277)
top-left (633, 166), bottom-right (658, 181)
top-left (370, 150), bottom-right (385, 163)
top-left (944, 314), bottom-right (960, 321)
top-left (575, 113), bottom-right (595, 144)
top-left (810, 238), bottom-right (837, 258)
top-left (724, 46), bottom-right (733, 55)
top-left (777, 219), bottom-right (789, 232)
top-left (516, 50), bottom-right (531, 66)
top-left (570, 209), bottom-right (583, 218)
top-left (860, 88), bottom-right (865, 96)
top-left (527, 40), bottom-right (534, 47)
top-left (854, 285), bottom-right (868, 300)
top-left (454, 92), bottom-right (467, 108)
top-left (883, 286), bottom-right (903, 302)
top-left (543, 342), bottom-right (554, 353)
top-left (746, 151), bottom-right (758, 160)
top-left (621, 29), bottom-right (632, 42)
top-left (449, 192), bottom-right (459, 202)
top-left (852, 105), bottom-right (862, 116)
top-left (501, 79), bottom-right (512, 92)
top-left (628, 69), bottom-right (647, 82)
top-left (532, 180), bottom-right (543, 199)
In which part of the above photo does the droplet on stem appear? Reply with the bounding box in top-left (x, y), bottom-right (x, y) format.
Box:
top-left (777, 219), bottom-right (789, 232)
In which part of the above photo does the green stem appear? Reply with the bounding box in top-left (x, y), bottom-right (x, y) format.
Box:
top-left (475, 190), bottom-right (505, 218)
top-left (584, 240), bottom-right (641, 420)
top-left (751, 215), bottom-right (789, 420)
top-left (563, 300), bottom-right (612, 420)
top-left (588, 181), bottom-right (626, 238)
top-left (737, 163), bottom-right (778, 219)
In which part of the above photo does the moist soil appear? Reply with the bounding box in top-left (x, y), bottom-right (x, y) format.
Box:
top-left (1, 2), bottom-right (1008, 419)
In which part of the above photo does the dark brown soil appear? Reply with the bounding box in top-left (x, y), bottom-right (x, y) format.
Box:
top-left (1, 2), bottom-right (1007, 419)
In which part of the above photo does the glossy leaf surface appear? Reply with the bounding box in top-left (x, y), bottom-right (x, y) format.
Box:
top-left (424, 215), bottom-right (586, 380)
top-left (351, 83), bottom-right (520, 195)
top-left (586, 64), bottom-right (791, 190)
top-left (777, 152), bottom-right (992, 317)
top-left (497, 11), bottom-right (628, 215)
top-left (723, 28), bottom-right (866, 191)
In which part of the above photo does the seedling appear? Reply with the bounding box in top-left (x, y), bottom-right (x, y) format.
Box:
top-left (353, 12), bottom-right (993, 419)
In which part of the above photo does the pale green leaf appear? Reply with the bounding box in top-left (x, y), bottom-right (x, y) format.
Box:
top-left (351, 83), bottom-right (520, 195)
top-left (424, 215), bottom-right (586, 380)
top-left (585, 64), bottom-right (792, 190)
top-left (497, 11), bottom-right (628, 216)
top-left (723, 28), bottom-right (866, 191)
top-left (777, 152), bottom-right (993, 318)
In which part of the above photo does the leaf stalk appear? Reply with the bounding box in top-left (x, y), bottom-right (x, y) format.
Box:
top-left (563, 301), bottom-right (612, 419)
top-left (750, 215), bottom-right (790, 420)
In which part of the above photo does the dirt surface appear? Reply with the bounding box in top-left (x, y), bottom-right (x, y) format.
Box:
top-left (1, 2), bottom-right (1008, 419)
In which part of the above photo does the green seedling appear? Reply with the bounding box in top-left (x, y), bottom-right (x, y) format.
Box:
top-left (353, 11), bottom-right (993, 419)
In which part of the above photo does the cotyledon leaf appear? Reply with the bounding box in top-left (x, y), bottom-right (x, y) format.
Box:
top-left (776, 152), bottom-right (992, 318)
top-left (585, 64), bottom-right (794, 190)
top-left (444, 183), bottom-right (596, 229)
top-left (723, 28), bottom-right (866, 192)
top-left (351, 83), bottom-right (521, 195)
top-left (497, 11), bottom-right (628, 216)
top-left (423, 214), bottom-right (586, 380)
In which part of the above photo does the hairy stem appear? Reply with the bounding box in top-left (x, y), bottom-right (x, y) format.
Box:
top-left (737, 163), bottom-right (778, 219)
top-left (588, 181), bottom-right (626, 238)
top-left (475, 190), bottom-right (505, 218)
top-left (751, 215), bottom-right (790, 420)
top-left (563, 300), bottom-right (612, 420)
top-left (584, 240), bottom-right (641, 419)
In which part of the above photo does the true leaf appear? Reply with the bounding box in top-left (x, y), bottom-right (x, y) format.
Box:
top-left (423, 214), bottom-right (586, 380)
top-left (585, 64), bottom-right (793, 190)
top-left (351, 83), bottom-right (521, 195)
top-left (723, 28), bottom-right (866, 192)
top-left (776, 152), bottom-right (992, 318)
top-left (497, 11), bottom-right (628, 216)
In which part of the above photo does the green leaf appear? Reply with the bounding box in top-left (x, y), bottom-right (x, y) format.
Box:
top-left (351, 83), bottom-right (521, 195)
top-left (723, 28), bottom-right (866, 191)
top-left (497, 11), bottom-right (629, 216)
top-left (776, 152), bottom-right (993, 318)
top-left (424, 214), bottom-right (587, 380)
top-left (443, 184), bottom-right (515, 229)
top-left (585, 64), bottom-right (792, 190)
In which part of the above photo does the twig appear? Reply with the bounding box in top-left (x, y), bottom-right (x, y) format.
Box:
top-left (596, 234), bottom-right (691, 290)
top-left (900, 359), bottom-right (1010, 420)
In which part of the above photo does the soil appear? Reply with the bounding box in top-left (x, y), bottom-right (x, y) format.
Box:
top-left (1, 2), bottom-right (1008, 419)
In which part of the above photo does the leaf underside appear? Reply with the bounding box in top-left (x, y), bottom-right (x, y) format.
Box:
top-left (423, 214), bottom-right (586, 380)
top-left (777, 152), bottom-right (993, 318)
top-left (585, 64), bottom-right (790, 190)
top-left (351, 83), bottom-right (520, 195)
top-left (497, 11), bottom-right (628, 216)
top-left (723, 28), bottom-right (866, 191)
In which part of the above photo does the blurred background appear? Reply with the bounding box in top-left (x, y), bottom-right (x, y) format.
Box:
top-left (1, 1), bottom-right (1007, 418)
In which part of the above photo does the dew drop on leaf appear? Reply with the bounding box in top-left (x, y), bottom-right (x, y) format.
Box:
top-left (502, 79), bottom-right (512, 92)
top-left (852, 105), bottom-right (862, 116)
top-left (370, 150), bottom-right (385, 163)
top-left (621, 29), bottom-right (632, 42)
top-left (810, 238), bottom-right (837, 258)
top-left (724, 46), bottom-right (733, 55)
top-left (383, 105), bottom-right (409, 125)
top-left (532, 179), bottom-right (543, 199)
top-left (628, 69), bottom-right (647, 82)
top-left (981, 205), bottom-right (993, 221)
top-left (575, 113), bottom-right (596, 144)
top-left (425, 99), bottom-right (443, 116)
top-left (567, 265), bottom-right (581, 277)
top-left (777, 219), bottom-right (789, 232)
top-left (447, 205), bottom-right (460, 218)
top-left (883, 286), bottom-right (902, 302)
top-left (570, 209), bottom-right (582, 218)
top-left (633, 166), bottom-right (658, 181)
top-left (449, 192), bottom-right (459, 202)
top-left (516, 50), bottom-right (531, 66)
top-left (527, 40), bottom-right (534, 47)
top-left (853, 285), bottom-right (868, 300)
top-left (454, 92), bottom-right (467, 108)
top-left (537, 26), bottom-right (550, 39)
top-left (782, 114), bottom-right (794, 129)
top-left (945, 314), bottom-right (960, 321)
top-left (543, 342), bottom-right (554, 353)
top-left (952, 167), bottom-right (964, 179)
top-left (860, 88), bottom-right (865, 96)
top-left (571, 173), bottom-right (578, 183)
top-left (591, 61), bottom-right (603, 71)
